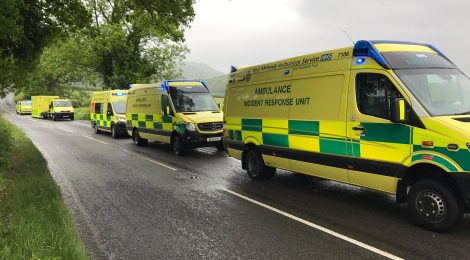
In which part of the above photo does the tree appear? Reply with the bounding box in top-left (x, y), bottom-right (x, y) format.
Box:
top-left (83, 0), bottom-right (195, 89)
top-left (0, 0), bottom-right (91, 97)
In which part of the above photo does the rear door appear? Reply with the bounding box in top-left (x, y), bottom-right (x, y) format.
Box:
top-left (347, 70), bottom-right (412, 193)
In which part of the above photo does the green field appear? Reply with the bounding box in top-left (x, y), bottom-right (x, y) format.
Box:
top-left (0, 116), bottom-right (88, 259)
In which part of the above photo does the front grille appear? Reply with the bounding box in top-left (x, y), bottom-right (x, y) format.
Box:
top-left (198, 122), bottom-right (224, 131)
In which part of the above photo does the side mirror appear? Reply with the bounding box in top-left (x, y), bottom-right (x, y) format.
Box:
top-left (107, 110), bottom-right (113, 116)
top-left (391, 98), bottom-right (407, 123)
top-left (165, 106), bottom-right (170, 115)
top-left (218, 103), bottom-right (223, 111)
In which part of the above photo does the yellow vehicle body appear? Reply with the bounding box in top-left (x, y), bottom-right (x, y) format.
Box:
top-left (44, 99), bottom-right (75, 120)
top-left (224, 40), bottom-right (470, 231)
top-left (90, 90), bottom-right (129, 138)
top-left (126, 80), bottom-right (224, 154)
top-left (31, 96), bottom-right (59, 118)
top-left (16, 100), bottom-right (32, 115)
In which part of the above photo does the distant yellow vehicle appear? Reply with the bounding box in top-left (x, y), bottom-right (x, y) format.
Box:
top-left (90, 90), bottom-right (128, 138)
top-left (126, 80), bottom-right (224, 155)
top-left (224, 40), bottom-right (470, 231)
top-left (43, 99), bottom-right (75, 121)
top-left (16, 100), bottom-right (32, 115)
top-left (31, 96), bottom-right (59, 119)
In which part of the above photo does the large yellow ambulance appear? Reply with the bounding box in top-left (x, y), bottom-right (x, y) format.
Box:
top-left (16, 100), bottom-right (32, 115)
top-left (224, 40), bottom-right (470, 231)
top-left (90, 90), bottom-right (128, 138)
top-left (43, 98), bottom-right (75, 120)
top-left (126, 80), bottom-right (224, 155)
top-left (31, 95), bottom-right (60, 118)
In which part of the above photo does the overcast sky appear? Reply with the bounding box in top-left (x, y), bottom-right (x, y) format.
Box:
top-left (185, 0), bottom-right (470, 74)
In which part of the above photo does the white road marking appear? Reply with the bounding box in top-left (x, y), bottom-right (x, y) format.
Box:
top-left (122, 149), bottom-right (177, 171)
top-left (58, 127), bottom-right (74, 133)
top-left (81, 135), bottom-right (108, 145)
top-left (223, 188), bottom-right (403, 260)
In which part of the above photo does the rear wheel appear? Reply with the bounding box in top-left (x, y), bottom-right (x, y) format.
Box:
top-left (171, 135), bottom-right (185, 156)
top-left (245, 149), bottom-right (276, 180)
top-left (407, 179), bottom-right (463, 232)
top-left (94, 123), bottom-right (101, 134)
top-left (133, 129), bottom-right (148, 146)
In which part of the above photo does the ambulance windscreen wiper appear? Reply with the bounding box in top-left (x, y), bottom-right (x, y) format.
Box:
top-left (454, 110), bottom-right (470, 115)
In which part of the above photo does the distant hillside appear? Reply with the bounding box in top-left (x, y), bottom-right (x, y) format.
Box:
top-left (181, 62), bottom-right (228, 97)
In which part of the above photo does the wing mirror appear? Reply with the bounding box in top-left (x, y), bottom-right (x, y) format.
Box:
top-left (391, 98), bottom-right (407, 123)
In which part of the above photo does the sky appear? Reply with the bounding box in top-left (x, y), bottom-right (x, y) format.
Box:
top-left (184, 0), bottom-right (470, 74)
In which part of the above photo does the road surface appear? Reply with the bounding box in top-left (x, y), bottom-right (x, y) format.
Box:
top-left (1, 97), bottom-right (469, 259)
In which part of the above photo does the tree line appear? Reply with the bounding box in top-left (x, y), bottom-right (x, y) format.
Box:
top-left (0, 0), bottom-right (195, 98)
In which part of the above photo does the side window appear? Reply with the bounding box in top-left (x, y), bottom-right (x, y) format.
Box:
top-left (95, 103), bottom-right (103, 114)
top-left (356, 73), bottom-right (404, 120)
top-left (107, 103), bottom-right (113, 116)
top-left (161, 94), bottom-right (172, 113)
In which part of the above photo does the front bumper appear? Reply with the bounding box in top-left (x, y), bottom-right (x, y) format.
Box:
top-left (54, 112), bottom-right (74, 119)
top-left (114, 122), bottom-right (128, 134)
top-left (181, 132), bottom-right (223, 148)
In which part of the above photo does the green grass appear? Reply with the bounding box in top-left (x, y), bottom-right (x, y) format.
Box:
top-left (74, 107), bottom-right (90, 120)
top-left (0, 116), bottom-right (88, 259)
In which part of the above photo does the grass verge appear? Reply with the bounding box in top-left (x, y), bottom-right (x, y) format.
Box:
top-left (74, 107), bottom-right (90, 120)
top-left (0, 115), bottom-right (88, 259)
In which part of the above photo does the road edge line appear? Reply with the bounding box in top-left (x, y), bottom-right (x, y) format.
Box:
top-left (81, 135), bottom-right (108, 145)
top-left (122, 149), bottom-right (177, 171)
top-left (223, 188), bottom-right (403, 260)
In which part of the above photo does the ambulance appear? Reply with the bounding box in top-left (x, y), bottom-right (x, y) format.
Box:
top-left (43, 98), bottom-right (75, 120)
top-left (126, 80), bottom-right (224, 155)
top-left (90, 90), bottom-right (128, 138)
top-left (31, 95), bottom-right (60, 119)
top-left (16, 100), bottom-right (32, 115)
top-left (224, 40), bottom-right (470, 231)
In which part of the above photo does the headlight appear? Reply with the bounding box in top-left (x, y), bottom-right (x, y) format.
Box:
top-left (186, 122), bottom-right (196, 131)
top-left (467, 142), bottom-right (470, 150)
top-left (117, 115), bottom-right (127, 122)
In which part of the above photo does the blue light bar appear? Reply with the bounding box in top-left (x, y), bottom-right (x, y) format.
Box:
top-left (353, 40), bottom-right (391, 69)
top-left (284, 69), bottom-right (290, 75)
top-left (116, 92), bottom-right (124, 96)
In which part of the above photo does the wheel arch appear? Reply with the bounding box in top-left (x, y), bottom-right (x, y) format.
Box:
top-left (241, 142), bottom-right (260, 170)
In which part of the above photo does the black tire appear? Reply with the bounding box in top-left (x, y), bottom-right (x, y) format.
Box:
top-left (171, 135), bottom-right (185, 156)
top-left (245, 149), bottom-right (276, 180)
top-left (216, 140), bottom-right (225, 151)
top-left (407, 179), bottom-right (463, 232)
top-left (53, 114), bottom-right (57, 121)
top-left (133, 129), bottom-right (148, 146)
top-left (94, 123), bottom-right (101, 134)
top-left (70, 115), bottom-right (74, 121)
top-left (111, 124), bottom-right (118, 139)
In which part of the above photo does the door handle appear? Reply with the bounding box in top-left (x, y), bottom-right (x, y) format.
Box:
top-left (352, 126), bottom-right (366, 131)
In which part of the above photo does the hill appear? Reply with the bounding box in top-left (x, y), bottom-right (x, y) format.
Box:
top-left (181, 62), bottom-right (228, 97)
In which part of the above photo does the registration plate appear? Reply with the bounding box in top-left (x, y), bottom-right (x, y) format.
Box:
top-left (207, 137), bottom-right (222, 142)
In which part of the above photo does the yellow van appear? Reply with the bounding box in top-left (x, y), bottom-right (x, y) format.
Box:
top-left (126, 80), bottom-right (224, 155)
top-left (90, 90), bottom-right (128, 138)
top-left (31, 95), bottom-right (60, 119)
top-left (43, 98), bottom-right (75, 120)
top-left (224, 40), bottom-right (470, 231)
top-left (16, 100), bottom-right (32, 115)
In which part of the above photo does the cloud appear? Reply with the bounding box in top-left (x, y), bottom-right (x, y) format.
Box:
top-left (185, 0), bottom-right (470, 73)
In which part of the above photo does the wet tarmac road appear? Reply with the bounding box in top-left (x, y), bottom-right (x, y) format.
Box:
top-left (1, 98), bottom-right (470, 259)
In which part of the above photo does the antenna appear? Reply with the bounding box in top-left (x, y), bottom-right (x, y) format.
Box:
top-left (343, 30), bottom-right (355, 45)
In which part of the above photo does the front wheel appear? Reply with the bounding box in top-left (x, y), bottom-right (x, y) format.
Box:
top-left (111, 125), bottom-right (118, 139)
top-left (171, 135), bottom-right (185, 156)
top-left (216, 140), bottom-right (225, 151)
top-left (407, 179), bottom-right (463, 232)
top-left (132, 129), bottom-right (148, 146)
top-left (245, 149), bottom-right (276, 180)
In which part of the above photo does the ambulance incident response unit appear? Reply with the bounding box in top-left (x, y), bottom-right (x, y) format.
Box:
top-left (126, 80), bottom-right (224, 155)
top-left (16, 100), bottom-right (32, 115)
top-left (90, 90), bottom-right (128, 138)
top-left (224, 40), bottom-right (470, 231)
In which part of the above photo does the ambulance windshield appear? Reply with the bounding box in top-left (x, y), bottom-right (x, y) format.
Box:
top-left (112, 101), bottom-right (126, 114)
top-left (169, 85), bottom-right (219, 113)
top-left (394, 68), bottom-right (470, 116)
top-left (53, 101), bottom-right (72, 107)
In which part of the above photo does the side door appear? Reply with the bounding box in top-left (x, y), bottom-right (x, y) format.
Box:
top-left (347, 70), bottom-right (412, 193)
